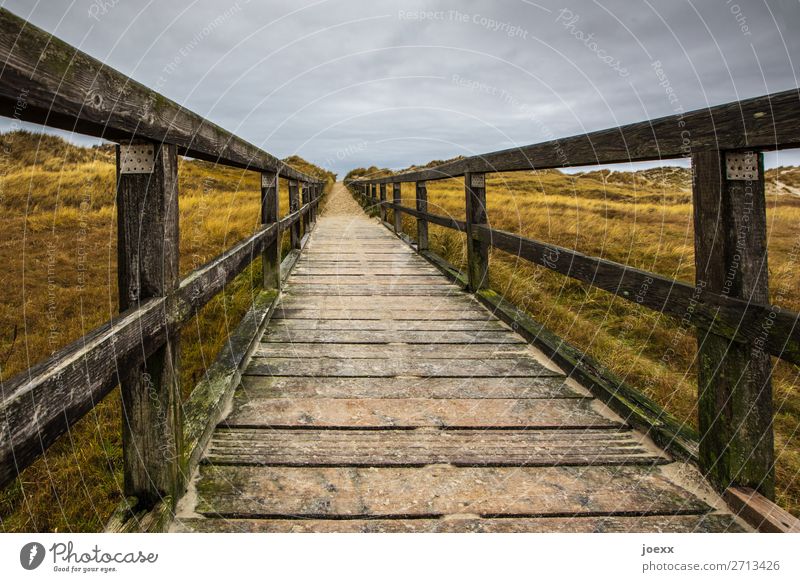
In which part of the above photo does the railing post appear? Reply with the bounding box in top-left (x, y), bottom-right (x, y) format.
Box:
top-left (416, 180), bottom-right (429, 252)
top-left (309, 183), bottom-right (316, 225)
top-left (116, 140), bottom-right (182, 508)
top-left (465, 172), bottom-right (489, 291)
top-left (371, 183), bottom-right (378, 215)
top-left (691, 149), bottom-right (774, 498)
top-left (261, 170), bottom-right (280, 291)
top-left (379, 183), bottom-right (387, 222)
top-left (312, 183), bottom-right (320, 224)
top-left (392, 182), bottom-right (402, 234)
top-left (301, 181), bottom-right (310, 234)
top-left (288, 179), bottom-right (301, 249)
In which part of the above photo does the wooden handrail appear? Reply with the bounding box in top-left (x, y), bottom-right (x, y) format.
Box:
top-left (0, 208), bottom-right (324, 489)
top-left (0, 7), bottom-right (327, 504)
top-left (0, 9), bottom-right (323, 184)
top-left (370, 199), bottom-right (800, 366)
top-left (350, 89), bottom-right (800, 184)
top-left (346, 86), bottom-right (800, 502)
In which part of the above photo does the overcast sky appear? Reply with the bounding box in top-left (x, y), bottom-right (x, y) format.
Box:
top-left (3, 0), bottom-right (800, 174)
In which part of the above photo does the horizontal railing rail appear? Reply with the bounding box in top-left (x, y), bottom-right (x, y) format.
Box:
top-left (0, 7), bottom-right (326, 517)
top-left (0, 10), bottom-right (317, 182)
top-left (374, 200), bottom-right (800, 366)
top-left (347, 86), bottom-right (800, 503)
top-left (353, 89), bottom-right (800, 183)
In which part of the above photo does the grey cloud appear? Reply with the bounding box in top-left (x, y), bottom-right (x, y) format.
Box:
top-left (3, 0), bottom-right (799, 173)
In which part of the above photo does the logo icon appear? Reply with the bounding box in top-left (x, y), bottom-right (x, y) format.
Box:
top-left (20, 542), bottom-right (46, 570)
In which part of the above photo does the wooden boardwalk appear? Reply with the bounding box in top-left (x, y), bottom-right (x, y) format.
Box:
top-left (3, 15), bottom-right (797, 533)
top-left (173, 191), bottom-right (749, 532)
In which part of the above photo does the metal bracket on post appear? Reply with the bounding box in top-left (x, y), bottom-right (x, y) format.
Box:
top-left (470, 173), bottom-right (485, 188)
top-left (261, 173), bottom-right (277, 189)
top-left (725, 151), bottom-right (759, 180)
top-left (119, 143), bottom-right (155, 174)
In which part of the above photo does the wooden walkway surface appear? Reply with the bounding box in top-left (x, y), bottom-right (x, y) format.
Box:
top-left (174, 189), bottom-right (750, 532)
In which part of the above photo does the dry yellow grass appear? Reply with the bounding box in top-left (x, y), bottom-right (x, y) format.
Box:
top-left (0, 131), bottom-right (332, 531)
top-left (352, 164), bottom-right (800, 516)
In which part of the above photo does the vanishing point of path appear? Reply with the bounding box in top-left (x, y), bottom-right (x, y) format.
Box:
top-left (173, 183), bottom-right (750, 532)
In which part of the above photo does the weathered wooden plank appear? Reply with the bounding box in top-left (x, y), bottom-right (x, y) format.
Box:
top-left (253, 343), bottom-right (530, 359)
top-left (292, 268), bottom-right (441, 276)
top-left (285, 275), bottom-right (452, 285)
top-left (0, 9), bottom-right (320, 183)
top-left (416, 181), bottom-right (430, 251)
top-left (473, 288), bottom-right (701, 462)
top-left (379, 183), bottom-right (387, 222)
top-left (296, 258), bottom-right (427, 263)
top-left (0, 169), bottom-right (299, 490)
top-left (272, 309), bottom-right (491, 321)
top-left (384, 204), bottom-right (467, 231)
top-left (261, 171), bottom-right (280, 290)
top-left (285, 286), bottom-right (463, 296)
top-left (276, 295), bottom-right (479, 307)
top-left (292, 267), bottom-right (440, 274)
top-left (277, 293), bottom-right (478, 305)
top-left (0, 298), bottom-right (166, 490)
top-left (280, 248), bottom-right (302, 282)
top-left (106, 498), bottom-right (174, 533)
top-left (301, 182), bottom-right (311, 234)
top-left (465, 172), bottom-right (489, 291)
top-left (352, 89), bottom-right (800, 184)
top-left (238, 375), bottom-right (585, 399)
top-left (246, 356), bottom-right (557, 377)
top-left (116, 141), bottom-right (181, 506)
top-left (299, 266), bottom-right (433, 271)
top-left (300, 251), bottom-right (417, 257)
top-left (175, 513), bottom-right (747, 533)
top-left (221, 397), bottom-right (618, 428)
top-left (473, 224), bottom-right (800, 365)
top-left (261, 329), bottom-right (521, 343)
top-left (174, 223), bottom-right (279, 322)
top-left (392, 182), bottom-right (402, 233)
top-left (267, 318), bottom-right (507, 331)
top-left (724, 487), bottom-right (800, 533)
top-left (181, 290), bottom-right (278, 479)
top-left (205, 428), bottom-right (666, 467)
top-left (376, 230), bottom-right (703, 462)
top-left (311, 241), bottom-right (403, 247)
top-left (195, 465), bottom-right (711, 517)
top-left (693, 150), bottom-right (774, 497)
top-left (288, 181), bottom-right (301, 249)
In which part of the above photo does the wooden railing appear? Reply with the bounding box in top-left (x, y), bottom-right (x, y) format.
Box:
top-left (0, 8), bottom-right (326, 515)
top-left (347, 88), bottom-right (800, 501)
